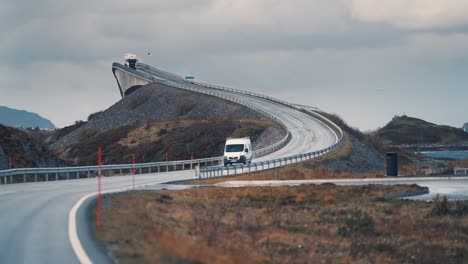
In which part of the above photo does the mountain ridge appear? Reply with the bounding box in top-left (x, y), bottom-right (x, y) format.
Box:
top-left (0, 105), bottom-right (55, 129)
top-left (372, 115), bottom-right (468, 146)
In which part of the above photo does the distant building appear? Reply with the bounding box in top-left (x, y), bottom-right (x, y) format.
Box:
top-left (464, 123), bottom-right (468, 132)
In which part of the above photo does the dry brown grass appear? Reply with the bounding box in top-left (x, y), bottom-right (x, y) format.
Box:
top-left (118, 120), bottom-right (199, 148)
top-left (94, 184), bottom-right (468, 264)
top-left (191, 165), bottom-right (383, 185)
top-left (451, 159), bottom-right (468, 168)
top-left (60, 118), bottom-right (279, 166)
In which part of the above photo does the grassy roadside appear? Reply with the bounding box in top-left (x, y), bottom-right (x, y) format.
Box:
top-left (94, 184), bottom-right (468, 263)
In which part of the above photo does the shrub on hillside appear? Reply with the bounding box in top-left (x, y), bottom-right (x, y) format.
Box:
top-left (157, 129), bottom-right (168, 136)
top-left (88, 111), bottom-right (104, 121)
top-left (453, 200), bottom-right (468, 216)
top-left (176, 100), bottom-right (194, 116)
top-left (429, 194), bottom-right (449, 216)
top-left (429, 194), bottom-right (468, 217)
top-left (78, 128), bottom-right (97, 142)
top-left (337, 209), bottom-right (374, 237)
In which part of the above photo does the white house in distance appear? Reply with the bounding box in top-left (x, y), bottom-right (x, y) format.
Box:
top-left (463, 123), bottom-right (468, 132)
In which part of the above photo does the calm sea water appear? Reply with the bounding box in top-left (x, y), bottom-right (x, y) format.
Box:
top-left (420, 150), bottom-right (468, 160)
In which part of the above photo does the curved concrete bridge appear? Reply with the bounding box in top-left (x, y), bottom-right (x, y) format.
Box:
top-left (112, 61), bottom-right (340, 163)
top-left (112, 62), bottom-right (184, 97)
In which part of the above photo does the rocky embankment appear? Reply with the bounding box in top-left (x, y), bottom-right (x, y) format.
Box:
top-left (51, 83), bottom-right (267, 150)
top-left (318, 135), bottom-right (386, 173)
top-left (49, 82), bottom-right (287, 165)
top-left (253, 126), bottom-right (285, 150)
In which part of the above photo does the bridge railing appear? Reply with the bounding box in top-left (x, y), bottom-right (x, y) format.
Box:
top-left (0, 157), bottom-right (222, 185)
top-left (174, 74), bottom-right (345, 179)
top-left (114, 63), bottom-right (295, 159)
top-left (197, 136), bottom-right (345, 178)
top-left (187, 80), bottom-right (321, 112)
top-left (0, 64), bottom-right (341, 184)
top-left (454, 167), bottom-right (468, 175)
top-left (196, 105), bottom-right (345, 178)
top-left (154, 78), bottom-right (293, 158)
top-left (0, 68), bottom-right (293, 185)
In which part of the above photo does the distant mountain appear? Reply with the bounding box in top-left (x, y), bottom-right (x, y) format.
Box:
top-left (373, 115), bottom-right (468, 145)
top-left (0, 106), bottom-right (55, 129)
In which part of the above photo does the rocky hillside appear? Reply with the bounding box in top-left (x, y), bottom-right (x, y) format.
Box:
top-left (49, 82), bottom-right (286, 166)
top-left (311, 112), bottom-right (386, 173)
top-left (50, 83), bottom-right (262, 150)
top-left (0, 124), bottom-right (64, 170)
top-left (372, 115), bottom-right (468, 146)
top-left (57, 119), bottom-right (284, 166)
top-left (302, 112), bottom-right (428, 174)
top-left (0, 105), bottom-right (55, 129)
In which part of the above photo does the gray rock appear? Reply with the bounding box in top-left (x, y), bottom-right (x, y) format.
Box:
top-left (253, 127), bottom-right (287, 150)
top-left (322, 136), bottom-right (386, 173)
top-left (51, 83), bottom-right (265, 150)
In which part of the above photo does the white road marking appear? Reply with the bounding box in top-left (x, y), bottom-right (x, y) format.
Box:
top-left (69, 192), bottom-right (96, 264)
top-left (69, 177), bottom-right (193, 264)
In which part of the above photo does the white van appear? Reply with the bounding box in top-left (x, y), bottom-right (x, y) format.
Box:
top-left (223, 137), bottom-right (253, 166)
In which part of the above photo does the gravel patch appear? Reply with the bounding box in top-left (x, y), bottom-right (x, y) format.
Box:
top-left (252, 126), bottom-right (287, 150)
top-left (322, 136), bottom-right (386, 173)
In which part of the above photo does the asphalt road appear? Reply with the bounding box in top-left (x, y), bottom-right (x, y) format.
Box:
top-left (0, 65), bottom-right (339, 264)
top-left (0, 172), bottom-right (194, 264)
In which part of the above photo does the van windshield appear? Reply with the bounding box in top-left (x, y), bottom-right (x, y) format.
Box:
top-left (225, 144), bottom-right (244, 152)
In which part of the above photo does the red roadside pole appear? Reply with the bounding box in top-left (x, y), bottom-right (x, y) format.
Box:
top-left (97, 147), bottom-right (102, 229)
top-left (132, 154), bottom-right (136, 191)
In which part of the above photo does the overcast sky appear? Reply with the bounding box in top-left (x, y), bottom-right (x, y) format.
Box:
top-left (1, 0), bottom-right (467, 130)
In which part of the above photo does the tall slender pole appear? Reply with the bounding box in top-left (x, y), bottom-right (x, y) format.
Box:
top-left (9, 156), bottom-right (12, 169)
top-left (97, 147), bottom-right (102, 229)
top-left (190, 152), bottom-right (194, 170)
top-left (132, 154), bottom-right (136, 191)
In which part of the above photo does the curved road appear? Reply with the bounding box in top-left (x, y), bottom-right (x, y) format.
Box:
top-left (0, 65), bottom-right (338, 264)
top-left (137, 64), bottom-right (339, 161)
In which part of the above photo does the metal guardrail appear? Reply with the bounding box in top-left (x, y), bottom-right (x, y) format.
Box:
top-left (187, 80), bottom-right (321, 112)
top-left (156, 78), bottom-right (294, 159)
top-left (1, 63), bottom-right (343, 184)
top-left (0, 157), bottom-right (223, 185)
top-left (454, 167), bottom-right (468, 175)
top-left (0, 64), bottom-right (294, 185)
top-left (166, 76), bottom-right (345, 179)
top-left (196, 108), bottom-right (345, 179)
top-left (198, 137), bottom-right (345, 178)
